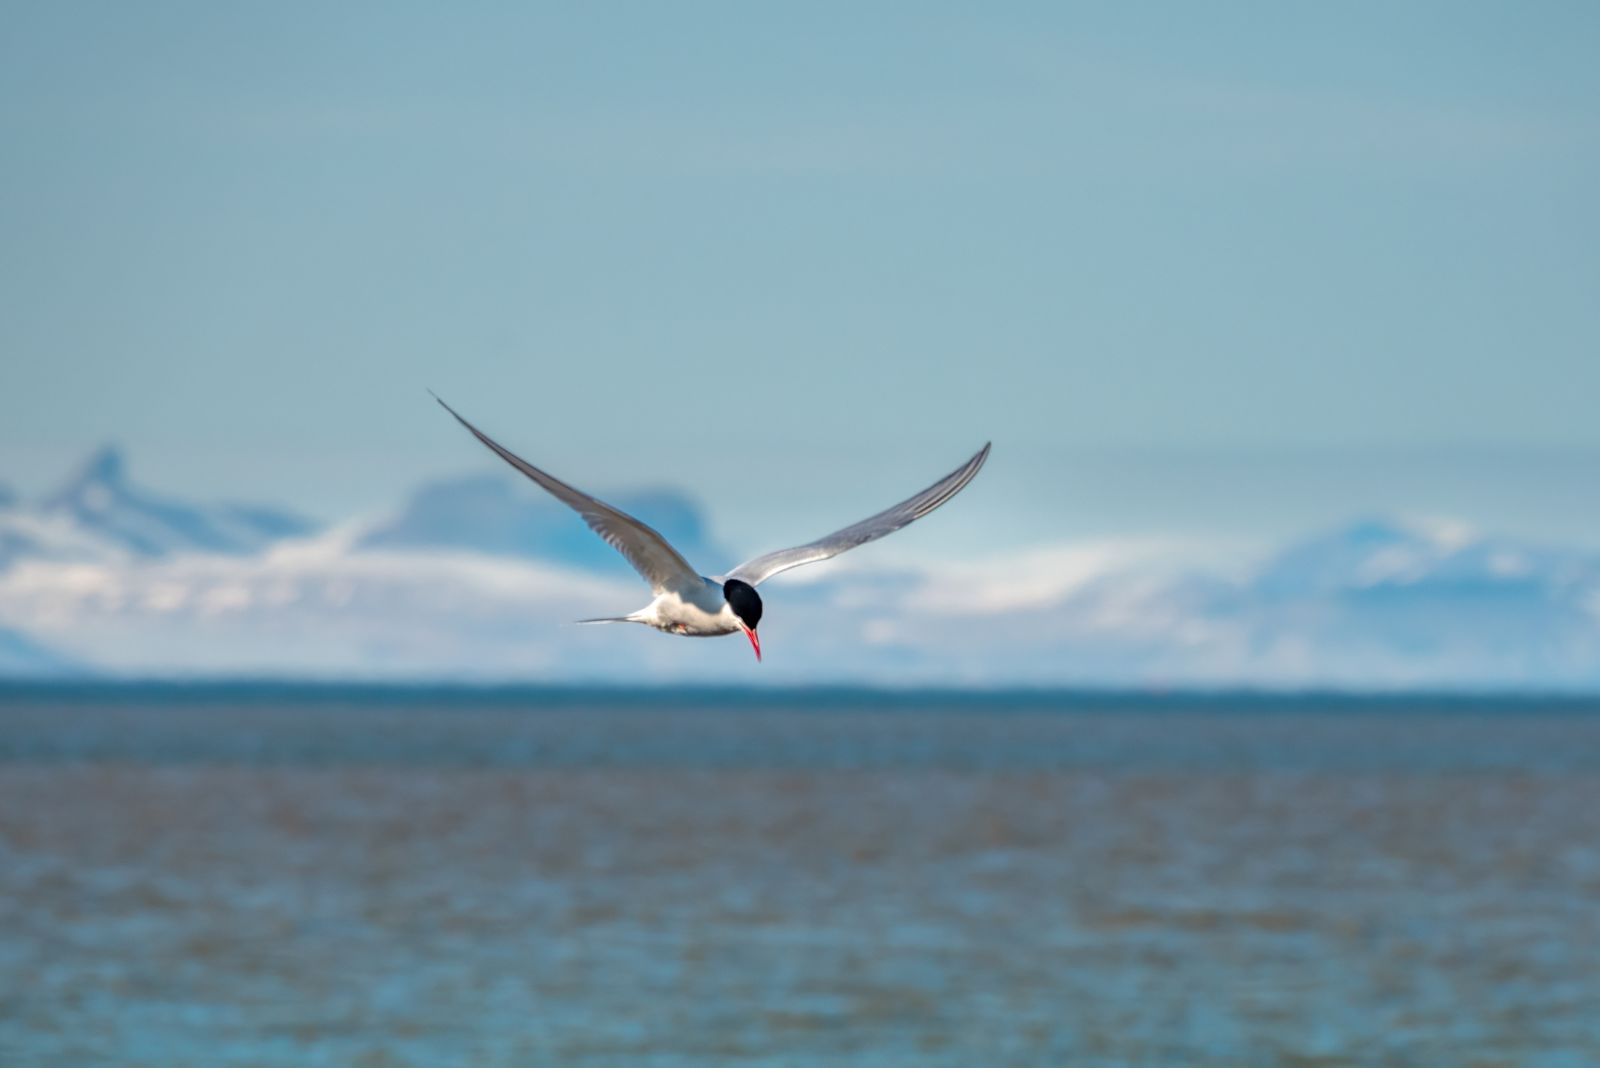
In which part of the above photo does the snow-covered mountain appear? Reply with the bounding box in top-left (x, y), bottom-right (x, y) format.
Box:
top-left (1252, 517), bottom-right (1596, 599)
top-left (1, 450), bottom-right (1598, 687)
top-left (0, 446), bottom-right (318, 569)
top-left (1186, 519), bottom-right (1600, 688)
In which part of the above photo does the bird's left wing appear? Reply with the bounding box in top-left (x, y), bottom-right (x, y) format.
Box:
top-left (725, 442), bottom-right (990, 587)
top-left (432, 395), bottom-right (703, 594)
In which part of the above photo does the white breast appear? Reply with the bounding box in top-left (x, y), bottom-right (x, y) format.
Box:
top-left (638, 580), bottom-right (739, 636)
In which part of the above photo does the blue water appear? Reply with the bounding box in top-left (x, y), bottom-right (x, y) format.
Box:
top-left (3, 686), bottom-right (1599, 1066)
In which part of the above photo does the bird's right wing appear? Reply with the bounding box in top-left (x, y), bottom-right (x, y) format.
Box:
top-left (432, 395), bottom-right (703, 594)
top-left (725, 442), bottom-right (990, 587)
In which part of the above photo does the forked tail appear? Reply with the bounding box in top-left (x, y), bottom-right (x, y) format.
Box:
top-left (574, 615), bottom-right (641, 625)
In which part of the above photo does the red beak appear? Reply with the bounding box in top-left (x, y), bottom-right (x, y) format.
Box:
top-left (742, 625), bottom-right (762, 662)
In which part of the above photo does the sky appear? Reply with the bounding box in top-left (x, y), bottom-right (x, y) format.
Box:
top-left (3, 2), bottom-right (1598, 559)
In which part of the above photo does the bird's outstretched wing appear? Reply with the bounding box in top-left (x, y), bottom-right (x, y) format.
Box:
top-left (432, 394), bottom-right (702, 594)
top-left (725, 442), bottom-right (991, 587)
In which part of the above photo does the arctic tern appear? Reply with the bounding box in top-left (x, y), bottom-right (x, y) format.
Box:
top-left (433, 394), bottom-right (989, 662)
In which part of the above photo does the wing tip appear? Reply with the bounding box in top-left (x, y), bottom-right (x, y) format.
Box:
top-left (428, 390), bottom-right (475, 431)
top-left (967, 440), bottom-right (993, 476)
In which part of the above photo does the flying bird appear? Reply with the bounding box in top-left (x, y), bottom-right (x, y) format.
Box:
top-left (432, 395), bottom-right (989, 662)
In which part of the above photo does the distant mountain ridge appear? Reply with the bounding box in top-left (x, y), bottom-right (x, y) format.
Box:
top-left (0, 447), bottom-right (732, 579)
top-left (0, 448), bottom-right (1597, 687)
top-left (356, 471), bottom-right (732, 574)
top-left (1210, 518), bottom-right (1600, 687)
top-left (1252, 517), bottom-right (1595, 598)
top-left (0, 446), bottom-right (318, 569)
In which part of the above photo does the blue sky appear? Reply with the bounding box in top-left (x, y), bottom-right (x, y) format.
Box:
top-left (3, 2), bottom-right (1598, 557)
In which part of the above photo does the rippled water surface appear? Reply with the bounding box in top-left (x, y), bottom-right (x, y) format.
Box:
top-left (3, 687), bottom-right (1599, 1066)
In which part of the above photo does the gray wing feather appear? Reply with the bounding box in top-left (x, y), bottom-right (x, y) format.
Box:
top-left (726, 442), bottom-right (991, 587)
top-left (432, 394), bottom-right (702, 594)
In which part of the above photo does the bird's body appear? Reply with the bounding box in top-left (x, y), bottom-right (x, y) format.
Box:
top-left (431, 394), bottom-right (988, 662)
top-left (583, 578), bottom-right (743, 637)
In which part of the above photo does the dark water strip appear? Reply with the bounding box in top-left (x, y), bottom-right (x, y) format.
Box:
top-left (3, 683), bottom-right (1600, 772)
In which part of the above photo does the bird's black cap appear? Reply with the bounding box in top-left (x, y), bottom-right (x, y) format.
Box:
top-left (723, 579), bottom-right (763, 630)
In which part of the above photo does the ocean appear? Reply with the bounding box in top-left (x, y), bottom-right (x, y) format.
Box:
top-left (2, 686), bottom-right (1598, 1066)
